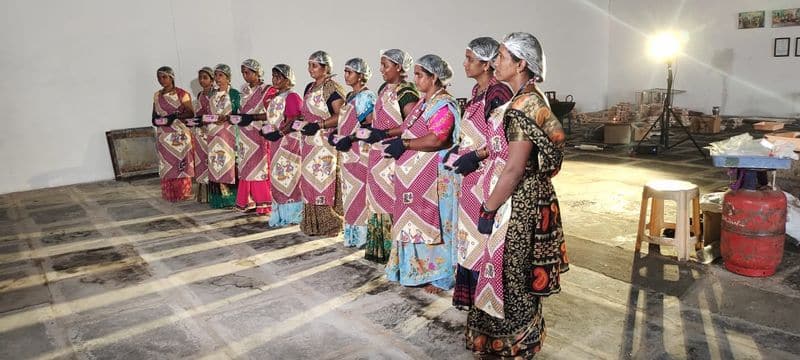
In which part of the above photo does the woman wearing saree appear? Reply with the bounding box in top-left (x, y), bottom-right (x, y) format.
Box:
top-left (382, 54), bottom-right (460, 293)
top-left (466, 32), bottom-right (569, 359)
top-left (204, 64), bottom-right (240, 208)
top-left (151, 66), bottom-right (195, 202)
top-left (235, 59), bottom-right (278, 215)
top-left (299, 51), bottom-right (346, 236)
top-left (329, 58), bottom-right (376, 248)
top-left (360, 49), bottom-right (419, 263)
top-left (191, 66), bottom-right (215, 204)
top-left (261, 64), bottom-right (304, 227)
top-left (450, 37), bottom-right (513, 310)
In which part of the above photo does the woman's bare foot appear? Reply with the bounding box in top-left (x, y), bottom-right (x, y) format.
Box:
top-left (423, 284), bottom-right (442, 294)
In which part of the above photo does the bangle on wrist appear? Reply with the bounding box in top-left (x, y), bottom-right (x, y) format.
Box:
top-left (481, 203), bottom-right (497, 214)
top-left (403, 139), bottom-right (411, 149)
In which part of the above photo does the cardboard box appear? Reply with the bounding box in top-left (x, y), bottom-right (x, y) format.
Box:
top-left (631, 123), bottom-right (651, 141)
top-left (690, 116), bottom-right (721, 134)
top-left (753, 121), bottom-right (784, 131)
top-left (765, 132), bottom-right (800, 152)
top-left (603, 123), bottom-right (632, 144)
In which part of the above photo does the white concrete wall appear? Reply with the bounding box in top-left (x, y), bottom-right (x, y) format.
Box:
top-left (607, 0), bottom-right (800, 117)
top-left (0, 0), bottom-right (610, 194)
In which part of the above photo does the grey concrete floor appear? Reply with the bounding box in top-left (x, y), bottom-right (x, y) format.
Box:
top-left (1, 130), bottom-right (800, 359)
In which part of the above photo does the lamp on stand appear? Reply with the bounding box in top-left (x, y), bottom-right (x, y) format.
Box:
top-left (635, 31), bottom-right (705, 157)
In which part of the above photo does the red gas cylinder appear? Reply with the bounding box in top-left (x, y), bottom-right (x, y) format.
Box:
top-left (721, 188), bottom-right (786, 277)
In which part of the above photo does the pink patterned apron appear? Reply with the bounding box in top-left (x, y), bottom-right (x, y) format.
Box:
top-left (456, 87), bottom-right (491, 270)
top-left (206, 89), bottom-right (237, 184)
top-left (300, 82), bottom-right (338, 206)
top-left (192, 91), bottom-right (212, 184)
top-left (337, 95), bottom-right (370, 226)
top-left (473, 102), bottom-right (511, 319)
top-left (367, 85), bottom-right (404, 215)
top-left (266, 91), bottom-right (303, 204)
top-left (392, 95), bottom-right (454, 245)
top-left (154, 88), bottom-right (195, 180)
top-left (237, 83), bottom-right (274, 181)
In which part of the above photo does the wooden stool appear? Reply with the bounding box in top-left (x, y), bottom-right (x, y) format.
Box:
top-left (635, 180), bottom-right (702, 261)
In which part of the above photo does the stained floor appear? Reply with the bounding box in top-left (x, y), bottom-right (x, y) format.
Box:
top-left (1, 122), bottom-right (799, 359)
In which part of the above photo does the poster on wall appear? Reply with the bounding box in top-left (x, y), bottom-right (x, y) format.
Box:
top-left (738, 11), bottom-right (765, 29)
top-left (772, 8), bottom-right (800, 27)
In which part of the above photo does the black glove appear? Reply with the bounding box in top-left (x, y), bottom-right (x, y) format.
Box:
top-left (302, 122), bottom-right (321, 136)
top-left (382, 138), bottom-right (405, 160)
top-left (477, 203), bottom-right (497, 234)
top-left (453, 150), bottom-right (481, 175)
top-left (442, 145), bottom-right (460, 166)
top-left (327, 131), bottom-right (338, 146)
top-left (237, 114), bottom-right (255, 126)
top-left (263, 131), bottom-right (282, 141)
top-left (335, 136), bottom-right (354, 152)
top-left (365, 128), bottom-right (388, 144)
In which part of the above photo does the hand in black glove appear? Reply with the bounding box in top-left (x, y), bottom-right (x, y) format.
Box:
top-left (302, 122), bottom-right (321, 136)
top-left (263, 131), bottom-right (282, 141)
top-left (453, 150), bottom-right (481, 175)
top-left (335, 136), bottom-right (354, 152)
top-left (382, 138), bottom-right (405, 160)
top-left (442, 145), bottom-right (460, 166)
top-left (237, 114), bottom-right (255, 126)
top-left (364, 128), bottom-right (387, 144)
top-left (477, 203), bottom-right (497, 234)
top-left (327, 131), bottom-right (338, 146)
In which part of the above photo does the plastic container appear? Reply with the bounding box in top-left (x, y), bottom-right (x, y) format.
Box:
top-left (710, 155), bottom-right (792, 169)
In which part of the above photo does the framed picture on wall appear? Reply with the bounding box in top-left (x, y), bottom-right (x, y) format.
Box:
top-left (738, 11), bottom-right (765, 29)
top-left (774, 37), bottom-right (790, 57)
top-left (772, 8), bottom-right (800, 27)
top-left (796, 38), bottom-right (800, 56)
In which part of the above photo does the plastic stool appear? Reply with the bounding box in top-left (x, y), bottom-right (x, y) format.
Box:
top-left (635, 180), bottom-right (702, 261)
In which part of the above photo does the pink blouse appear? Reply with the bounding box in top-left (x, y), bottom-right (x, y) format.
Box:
top-left (284, 92), bottom-right (302, 119)
top-left (429, 106), bottom-right (455, 141)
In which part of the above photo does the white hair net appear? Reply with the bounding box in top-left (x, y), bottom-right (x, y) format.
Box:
top-left (241, 59), bottom-right (264, 79)
top-left (344, 58), bottom-right (372, 82)
top-left (502, 32), bottom-right (546, 82)
top-left (272, 64), bottom-right (296, 86)
top-left (416, 54), bottom-right (454, 85)
top-left (467, 37), bottom-right (501, 63)
top-left (381, 48), bottom-right (414, 73)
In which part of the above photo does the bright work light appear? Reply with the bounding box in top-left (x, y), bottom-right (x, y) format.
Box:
top-left (647, 31), bottom-right (687, 61)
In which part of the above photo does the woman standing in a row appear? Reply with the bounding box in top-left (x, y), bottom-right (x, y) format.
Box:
top-left (382, 54), bottom-right (460, 293)
top-left (262, 64), bottom-right (304, 227)
top-left (235, 59), bottom-right (277, 215)
top-left (330, 58), bottom-right (376, 247)
top-left (451, 37), bottom-right (513, 310)
top-left (152, 66), bottom-right (195, 202)
top-left (192, 66), bottom-right (216, 203)
top-left (204, 64), bottom-right (240, 208)
top-left (466, 32), bottom-right (568, 359)
top-left (299, 51), bottom-right (346, 236)
top-left (362, 49), bottom-right (419, 263)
